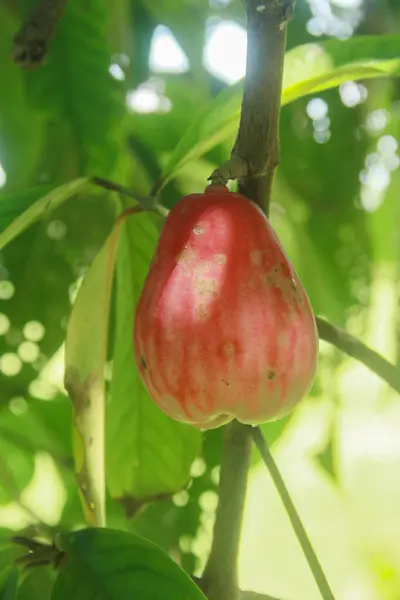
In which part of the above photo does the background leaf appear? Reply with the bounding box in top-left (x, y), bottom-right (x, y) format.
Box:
top-left (0, 6), bottom-right (44, 188)
top-left (159, 34), bottom-right (400, 188)
top-left (0, 567), bottom-right (18, 600)
top-left (17, 567), bottom-right (55, 600)
top-left (20, 0), bottom-right (126, 179)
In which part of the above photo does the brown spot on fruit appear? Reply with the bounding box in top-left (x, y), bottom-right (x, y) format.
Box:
top-left (195, 279), bottom-right (218, 296)
top-left (262, 274), bottom-right (277, 286)
top-left (195, 303), bottom-right (209, 320)
top-left (267, 370), bottom-right (276, 380)
top-left (140, 356), bottom-right (147, 370)
top-left (224, 343), bottom-right (235, 359)
top-left (193, 224), bottom-right (204, 235)
top-left (177, 247), bottom-right (196, 264)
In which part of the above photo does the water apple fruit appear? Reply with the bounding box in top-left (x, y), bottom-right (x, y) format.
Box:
top-left (134, 185), bottom-right (318, 430)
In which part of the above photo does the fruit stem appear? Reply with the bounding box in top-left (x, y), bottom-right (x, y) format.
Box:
top-left (251, 427), bottom-right (336, 600)
top-left (201, 421), bottom-right (252, 600)
top-left (201, 2), bottom-right (294, 599)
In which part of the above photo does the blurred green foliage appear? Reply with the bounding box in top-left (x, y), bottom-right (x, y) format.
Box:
top-left (0, 0), bottom-right (399, 598)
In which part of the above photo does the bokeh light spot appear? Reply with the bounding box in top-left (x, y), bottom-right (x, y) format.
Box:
top-left (23, 321), bottom-right (45, 342)
top-left (0, 353), bottom-right (22, 376)
top-left (18, 341), bottom-right (40, 363)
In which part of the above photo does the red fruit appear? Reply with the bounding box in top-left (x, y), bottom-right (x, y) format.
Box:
top-left (134, 185), bottom-right (318, 430)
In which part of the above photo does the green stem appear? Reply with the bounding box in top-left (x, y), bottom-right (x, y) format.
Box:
top-left (201, 421), bottom-right (253, 600)
top-left (251, 427), bottom-right (336, 600)
top-left (316, 316), bottom-right (400, 394)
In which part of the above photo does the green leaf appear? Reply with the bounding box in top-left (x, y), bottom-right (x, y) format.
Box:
top-left (64, 210), bottom-right (129, 526)
top-left (107, 209), bottom-right (201, 502)
top-left (17, 567), bottom-right (55, 600)
top-left (21, 0), bottom-right (125, 177)
top-left (277, 84), bottom-right (371, 322)
top-left (52, 528), bottom-right (206, 600)
top-left (158, 34), bottom-right (400, 188)
top-left (0, 567), bottom-right (18, 600)
top-left (0, 547), bottom-right (24, 574)
top-left (281, 34), bottom-right (400, 104)
top-left (0, 431), bottom-right (35, 505)
top-left (0, 179), bottom-right (89, 251)
top-left (0, 5), bottom-right (44, 187)
top-left (0, 396), bottom-right (73, 469)
top-left (157, 85), bottom-right (239, 190)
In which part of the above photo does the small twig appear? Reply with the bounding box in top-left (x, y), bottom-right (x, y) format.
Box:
top-left (92, 177), bottom-right (149, 204)
top-left (251, 427), bottom-right (336, 600)
top-left (201, 421), bottom-right (253, 600)
top-left (149, 178), bottom-right (164, 199)
top-left (316, 317), bottom-right (400, 394)
top-left (12, 536), bottom-right (64, 570)
top-left (92, 177), bottom-right (170, 218)
top-left (11, 0), bottom-right (69, 69)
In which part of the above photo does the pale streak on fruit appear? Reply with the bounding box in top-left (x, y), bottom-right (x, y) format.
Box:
top-left (250, 250), bottom-right (263, 266)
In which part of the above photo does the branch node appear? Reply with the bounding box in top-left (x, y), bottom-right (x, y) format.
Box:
top-left (11, 0), bottom-right (69, 69)
top-left (282, 0), bottom-right (296, 23)
top-left (208, 153), bottom-right (249, 185)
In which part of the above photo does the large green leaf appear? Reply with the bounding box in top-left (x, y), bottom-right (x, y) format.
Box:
top-left (0, 395), bottom-right (73, 468)
top-left (281, 34), bottom-right (400, 103)
top-left (0, 567), bottom-right (18, 600)
top-left (0, 547), bottom-right (24, 575)
top-left (17, 568), bottom-right (55, 600)
top-left (107, 208), bottom-right (201, 503)
top-left (158, 34), bottom-right (400, 188)
top-left (0, 6), bottom-right (43, 187)
top-left (132, 428), bottom-right (222, 574)
top-left (21, 0), bottom-right (125, 177)
top-left (52, 528), bottom-right (206, 600)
